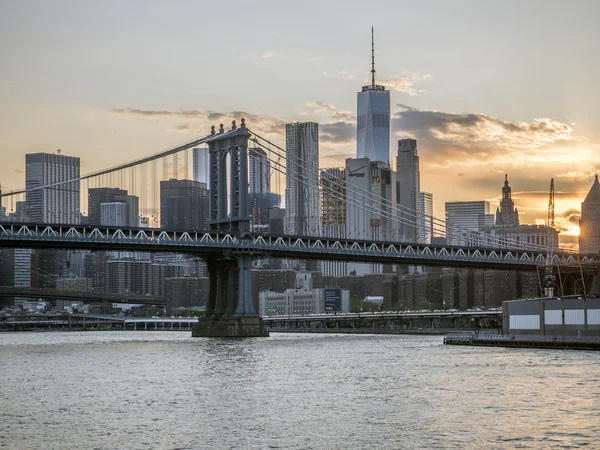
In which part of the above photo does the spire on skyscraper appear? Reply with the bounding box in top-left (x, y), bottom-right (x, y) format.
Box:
top-left (371, 26), bottom-right (376, 87)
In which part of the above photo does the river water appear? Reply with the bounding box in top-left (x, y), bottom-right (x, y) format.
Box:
top-left (0, 331), bottom-right (598, 449)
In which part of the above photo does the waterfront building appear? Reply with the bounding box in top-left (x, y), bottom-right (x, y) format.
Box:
top-left (396, 139), bottom-right (421, 242)
top-left (579, 174), bottom-right (600, 253)
top-left (160, 179), bottom-right (209, 231)
top-left (258, 272), bottom-right (350, 316)
top-left (25, 152), bottom-right (80, 224)
top-left (88, 187), bottom-right (127, 226)
top-left (192, 147), bottom-right (210, 185)
top-left (356, 28), bottom-right (390, 164)
top-left (106, 259), bottom-right (153, 295)
top-left (495, 175), bottom-right (520, 227)
top-left (165, 277), bottom-right (209, 314)
top-left (0, 248), bottom-right (32, 301)
top-left (445, 201), bottom-right (494, 246)
top-left (284, 122), bottom-right (320, 237)
top-left (419, 192), bottom-right (433, 244)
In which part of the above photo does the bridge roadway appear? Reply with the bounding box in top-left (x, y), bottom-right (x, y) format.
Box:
top-left (0, 222), bottom-right (590, 269)
top-left (0, 286), bottom-right (166, 305)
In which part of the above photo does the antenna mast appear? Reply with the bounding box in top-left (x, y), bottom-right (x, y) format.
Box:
top-left (371, 26), bottom-right (376, 87)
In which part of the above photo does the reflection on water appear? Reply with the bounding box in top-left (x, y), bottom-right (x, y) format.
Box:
top-left (1, 331), bottom-right (599, 449)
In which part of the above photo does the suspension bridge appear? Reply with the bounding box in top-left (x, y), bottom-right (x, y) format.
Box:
top-left (0, 119), bottom-right (594, 336)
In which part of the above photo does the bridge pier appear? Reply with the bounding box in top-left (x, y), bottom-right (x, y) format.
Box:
top-left (193, 254), bottom-right (268, 337)
top-left (191, 120), bottom-right (268, 338)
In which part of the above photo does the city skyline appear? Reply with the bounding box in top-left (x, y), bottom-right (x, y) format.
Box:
top-left (2, 1), bottom-right (600, 249)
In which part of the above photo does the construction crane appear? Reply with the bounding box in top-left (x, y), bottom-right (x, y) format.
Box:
top-left (544, 178), bottom-right (555, 297)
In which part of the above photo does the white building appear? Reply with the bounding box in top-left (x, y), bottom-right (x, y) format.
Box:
top-left (100, 202), bottom-right (128, 227)
top-left (193, 147), bottom-right (210, 186)
top-left (396, 139), bottom-right (421, 242)
top-left (419, 192), bottom-right (433, 244)
top-left (445, 201), bottom-right (494, 246)
top-left (356, 28), bottom-right (390, 164)
top-left (259, 272), bottom-right (350, 316)
top-left (284, 122), bottom-right (320, 237)
top-left (25, 152), bottom-right (80, 224)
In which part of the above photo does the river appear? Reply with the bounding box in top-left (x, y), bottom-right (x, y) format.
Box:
top-left (1, 331), bottom-right (598, 449)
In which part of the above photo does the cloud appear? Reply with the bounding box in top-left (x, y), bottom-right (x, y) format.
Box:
top-left (320, 122), bottom-right (355, 145)
top-left (113, 107), bottom-right (287, 138)
top-left (112, 108), bottom-right (207, 120)
top-left (392, 104), bottom-right (576, 167)
top-left (332, 110), bottom-right (356, 123)
top-left (380, 72), bottom-right (432, 96)
top-left (261, 51), bottom-right (280, 59)
top-left (321, 70), bottom-right (356, 80)
top-left (306, 102), bottom-right (337, 113)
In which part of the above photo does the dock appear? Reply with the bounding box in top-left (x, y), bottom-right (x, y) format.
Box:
top-left (444, 332), bottom-right (600, 350)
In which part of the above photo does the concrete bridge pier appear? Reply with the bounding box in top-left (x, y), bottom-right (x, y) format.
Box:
top-left (192, 254), bottom-right (269, 337)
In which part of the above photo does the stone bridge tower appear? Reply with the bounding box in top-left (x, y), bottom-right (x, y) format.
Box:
top-left (192, 119), bottom-right (268, 337)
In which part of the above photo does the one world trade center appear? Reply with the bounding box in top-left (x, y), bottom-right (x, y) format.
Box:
top-left (356, 27), bottom-right (390, 164)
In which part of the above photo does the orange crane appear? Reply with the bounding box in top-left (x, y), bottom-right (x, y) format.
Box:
top-left (544, 178), bottom-right (555, 297)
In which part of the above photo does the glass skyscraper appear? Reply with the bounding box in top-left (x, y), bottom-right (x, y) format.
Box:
top-left (356, 28), bottom-right (390, 164)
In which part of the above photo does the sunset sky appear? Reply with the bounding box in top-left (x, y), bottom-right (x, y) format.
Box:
top-left (1, 0), bottom-right (599, 247)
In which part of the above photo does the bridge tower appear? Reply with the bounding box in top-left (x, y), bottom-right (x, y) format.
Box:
top-left (192, 119), bottom-right (269, 337)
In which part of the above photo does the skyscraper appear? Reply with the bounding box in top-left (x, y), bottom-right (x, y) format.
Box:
top-left (396, 139), bottom-right (421, 242)
top-left (356, 27), bottom-right (390, 164)
top-left (445, 201), bottom-right (494, 246)
top-left (419, 192), bottom-right (433, 244)
top-left (284, 122), bottom-right (320, 237)
top-left (160, 179), bottom-right (209, 231)
top-left (249, 148), bottom-right (270, 194)
top-left (495, 175), bottom-right (520, 227)
top-left (193, 147), bottom-right (210, 185)
top-left (100, 202), bottom-right (128, 227)
top-left (321, 168), bottom-right (346, 238)
top-left (87, 187), bottom-right (128, 226)
top-left (579, 174), bottom-right (600, 253)
top-left (25, 152), bottom-right (80, 224)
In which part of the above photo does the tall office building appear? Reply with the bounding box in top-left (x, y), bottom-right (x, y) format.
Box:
top-left (419, 192), bottom-right (433, 244)
top-left (249, 148), bottom-right (270, 194)
top-left (193, 147), bottom-right (210, 185)
top-left (284, 122), bottom-right (320, 237)
top-left (88, 187), bottom-right (127, 226)
top-left (114, 194), bottom-right (139, 227)
top-left (160, 179), bottom-right (209, 231)
top-left (0, 185), bottom-right (5, 218)
top-left (396, 139), bottom-right (421, 242)
top-left (445, 201), bottom-right (494, 246)
top-left (100, 202), bottom-right (128, 227)
top-left (25, 152), bottom-right (80, 224)
top-left (495, 175), bottom-right (520, 227)
top-left (321, 168), bottom-right (347, 276)
top-left (321, 168), bottom-right (346, 238)
top-left (356, 28), bottom-right (390, 164)
top-left (579, 174), bottom-right (600, 253)
top-left (345, 158), bottom-right (398, 275)
top-left (248, 147), bottom-right (279, 232)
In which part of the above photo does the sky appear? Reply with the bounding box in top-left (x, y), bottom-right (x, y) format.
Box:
top-left (1, 0), bottom-right (599, 247)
